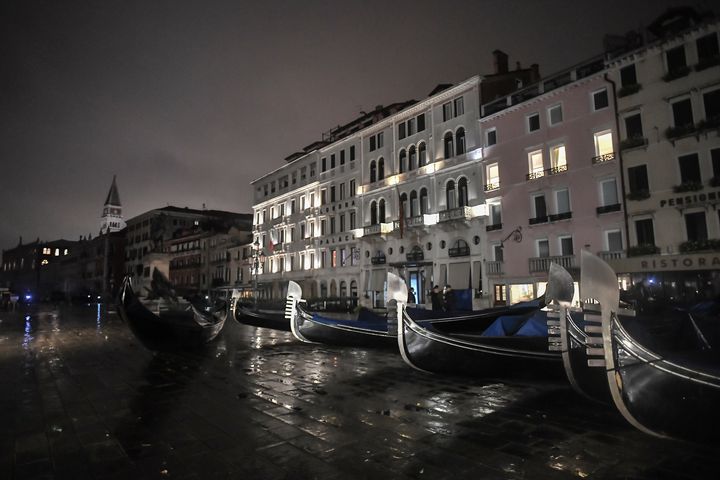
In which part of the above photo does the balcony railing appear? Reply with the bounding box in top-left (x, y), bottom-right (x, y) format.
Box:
top-left (591, 152), bottom-right (615, 165)
top-left (596, 203), bottom-right (622, 214)
top-left (484, 182), bottom-right (500, 192)
top-left (439, 206), bottom-right (472, 222)
top-left (406, 251), bottom-right (424, 262)
top-left (549, 211), bottom-right (572, 222)
top-left (548, 164), bottom-right (568, 175)
top-left (526, 170), bottom-right (545, 181)
top-left (371, 256), bottom-right (386, 265)
top-left (486, 260), bottom-right (504, 275)
top-left (486, 223), bottom-right (503, 232)
top-left (598, 250), bottom-right (626, 261)
top-left (529, 255), bottom-right (575, 273)
top-left (363, 224), bottom-right (382, 236)
top-left (529, 215), bottom-right (549, 225)
top-left (393, 215), bottom-right (425, 231)
top-left (448, 246), bottom-right (470, 257)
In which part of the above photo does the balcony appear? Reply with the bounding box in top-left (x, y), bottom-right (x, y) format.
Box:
top-left (486, 260), bottom-right (503, 276)
top-left (591, 152), bottom-right (615, 165)
top-left (363, 224), bottom-right (382, 236)
top-left (618, 83), bottom-right (641, 97)
top-left (619, 137), bottom-right (647, 151)
top-left (486, 223), bottom-right (503, 232)
top-left (596, 203), bottom-right (622, 215)
top-left (548, 164), bottom-right (568, 175)
top-left (393, 215), bottom-right (425, 231)
top-left (627, 244), bottom-right (660, 257)
top-left (371, 256), bottom-right (386, 265)
top-left (526, 170), bottom-right (545, 181)
top-left (271, 242), bottom-right (283, 253)
top-left (673, 182), bottom-right (703, 193)
top-left (598, 250), bottom-right (626, 261)
top-left (448, 246), bottom-right (470, 257)
top-left (406, 250), bottom-right (424, 262)
top-left (484, 182), bottom-right (500, 192)
top-left (439, 206), bottom-right (472, 222)
top-left (528, 255), bottom-right (575, 273)
top-left (528, 215), bottom-right (549, 225)
top-left (679, 239), bottom-right (720, 253)
top-left (549, 211), bottom-right (572, 222)
top-left (665, 123), bottom-right (697, 141)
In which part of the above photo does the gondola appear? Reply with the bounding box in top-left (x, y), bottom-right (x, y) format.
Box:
top-left (285, 278), bottom-right (550, 349)
top-left (570, 251), bottom-right (720, 442)
top-left (117, 271), bottom-right (227, 350)
top-left (230, 294), bottom-right (290, 332)
top-left (396, 264), bottom-right (575, 380)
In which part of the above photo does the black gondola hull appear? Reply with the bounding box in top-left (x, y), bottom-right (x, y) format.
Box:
top-left (233, 304), bottom-right (290, 331)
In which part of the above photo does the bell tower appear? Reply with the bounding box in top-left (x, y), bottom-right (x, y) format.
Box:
top-left (100, 175), bottom-right (126, 234)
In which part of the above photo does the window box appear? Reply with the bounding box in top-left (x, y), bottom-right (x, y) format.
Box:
top-left (549, 212), bottom-right (572, 221)
top-left (665, 124), bottom-right (697, 140)
top-left (626, 190), bottom-right (650, 201)
top-left (627, 244), bottom-right (660, 257)
top-left (673, 182), bottom-right (704, 193)
top-left (528, 216), bottom-right (549, 225)
top-left (618, 83), bottom-right (641, 97)
top-left (679, 239), bottom-right (720, 253)
top-left (695, 55), bottom-right (720, 72)
top-left (620, 137), bottom-right (647, 151)
top-left (662, 66), bottom-right (691, 82)
top-left (596, 203), bottom-right (622, 214)
top-left (697, 116), bottom-right (720, 132)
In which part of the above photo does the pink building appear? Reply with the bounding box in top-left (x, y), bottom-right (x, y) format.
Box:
top-left (480, 59), bottom-right (623, 305)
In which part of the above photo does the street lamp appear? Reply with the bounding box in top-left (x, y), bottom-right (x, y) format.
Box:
top-left (252, 239), bottom-right (266, 310)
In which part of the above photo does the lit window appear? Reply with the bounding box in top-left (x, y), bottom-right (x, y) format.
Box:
top-left (64, 249), bottom-right (68, 255)
top-left (54, 248), bottom-right (60, 256)
top-left (551, 145), bottom-right (567, 170)
top-left (594, 130), bottom-right (613, 157)
top-left (528, 150), bottom-right (544, 177)
top-left (41, 259), bottom-right (49, 265)
top-left (486, 163), bottom-right (499, 189)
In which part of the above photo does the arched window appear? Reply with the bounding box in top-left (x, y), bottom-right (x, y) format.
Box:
top-left (378, 157), bottom-right (385, 180)
top-left (446, 180), bottom-right (457, 209)
top-left (444, 132), bottom-right (454, 159)
top-left (320, 281), bottom-right (328, 297)
top-left (350, 280), bottom-right (358, 298)
top-left (330, 279), bottom-right (337, 296)
top-left (458, 177), bottom-right (469, 207)
top-left (370, 161), bottom-right (377, 183)
top-left (379, 199), bottom-right (386, 223)
top-left (409, 145), bottom-right (417, 170)
top-left (420, 188), bottom-right (429, 214)
top-left (456, 127), bottom-right (466, 155)
top-left (419, 142), bottom-right (427, 166)
top-left (339, 280), bottom-right (347, 297)
top-left (399, 150), bottom-right (407, 173)
top-left (400, 192), bottom-right (408, 218)
top-left (370, 200), bottom-right (378, 225)
top-left (410, 190), bottom-right (418, 217)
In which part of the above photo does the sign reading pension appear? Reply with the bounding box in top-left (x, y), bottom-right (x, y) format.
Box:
top-left (659, 190), bottom-right (720, 208)
top-left (608, 252), bottom-right (720, 273)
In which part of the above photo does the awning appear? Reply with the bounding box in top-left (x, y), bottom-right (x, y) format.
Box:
top-left (370, 269), bottom-right (386, 291)
top-left (448, 262), bottom-right (471, 289)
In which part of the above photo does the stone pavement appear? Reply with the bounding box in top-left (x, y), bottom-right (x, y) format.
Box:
top-left (0, 305), bottom-right (717, 480)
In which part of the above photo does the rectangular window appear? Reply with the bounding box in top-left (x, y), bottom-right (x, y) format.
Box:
top-left (320, 189), bottom-right (327, 205)
top-left (628, 165), bottom-right (649, 193)
top-left (635, 218), bottom-right (655, 246)
top-left (594, 130), bottom-right (614, 156)
top-left (442, 102), bottom-right (452, 121)
top-left (528, 149), bottom-right (544, 176)
top-left (398, 123), bottom-right (406, 140)
top-left (672, 98), bottom-right (694, 127)
top-left (556, 189), bottom-right (570, 214)
top-left (678, 153), bottom-right (701, 183)
top-left (593, 88), bottom-right (609, 110)
top-left (300, 196), bottom-right (306, 210)
top-left (350, 145), bottom-right (356, 161)
top-left (550, 144), bottom-right (567, 170)
top-left (697, 33), bottom-right (720, 63)
top-left (300, 223), bottom-right (306, 239)
top-left (493, 244), bottom-right (504, 262)
top-left (309, 192), bottom-right (315, 207)
top-left (601, 178), bottom-right (619, 206)
top-left (331, 249), bottom-right (337, 268)
top-left (665, 45), bottom-right (687, 73)
top-left (559, 236), bottom-right (574, 256)
top-left (349, 211), bottom-right (356, 229)
top-left (330, 185), bottom-right (336, 203)
top-left (712, 148), bottom-right (720, 179)
top-left (625, 113), bottom-right (644, 139)
top-left (340, 150), bottom-right (345, 165)
top-left (377, 132), bottom-right (384, 149)
top-left (533, 194), bottom-right (547, 219)
top-left (606, 230), bottom-right (623, 251)
top-left (548, 104), bottom-right (563, 125)
top-left (537, 239), bottom-right (550, 258)
top-left (321, 157), bottom-right (327, 172)
top-left (490, 203), bottom-right (502, 226)
top-left (685, 211), bottom-right (708, 242)
top-left (486, 128), bottom-right (497, 146)
top-left (369, 136), bottom-right (376, 151)
top-left (330, 154), bottom-right (336, 169)
top-left (330, 217), bottom-right (336, 234)
top-left (340, 214), bottom-right (345, 232)
top-left (309, 252), bottom-right (315, 269)
top-left (454, 97), bottom-right (464, 116)
top-left (620, 64), bottom-right (637, 87)
top-left (408, 117), bottom-right (416, 136)
top-left (417, 113), bottom-right (426, 132)
top-left (339, 183), bottom-right (346, 200)
top-left (349, 179), bottom-right (356, 197)
top-left (528, 113), bottom-right (540, 132)
top-left (703, 88), bottom-right (720, 121)
top-left (487, 163), bottom-right (499, 187)
top-left (320, 219), bottom-right (326, 236)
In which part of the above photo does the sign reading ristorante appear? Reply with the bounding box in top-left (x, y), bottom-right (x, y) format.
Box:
top-left (608, 252), bottom-right (720, 272)
top-left (660, 190), bottom-right (720, 208)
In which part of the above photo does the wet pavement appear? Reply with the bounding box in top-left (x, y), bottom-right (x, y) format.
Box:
top-left (0, 305), bottom-right (718, 480)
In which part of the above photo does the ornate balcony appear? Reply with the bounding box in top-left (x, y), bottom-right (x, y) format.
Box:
top-left (526, 170), bottom-right (545, 181)
top-left (591, 152), bottom-right (615, 165)
top-left (548, 164), bottom-right (568, 175)
top-left (405, 250), bottom-right (424, 262)
top-left (484, 182), bottom-right (500, 192)
top-left (448, 246), bottom-right (470, 257)
top-left (486, 261), bottom-right (504, 276)
top-left (528, 255), bottom-right (575, 273)
top-left (370, 256), bottom-right (386, 265)
top-left (439, 206), bottom-right (472, 222)
top-left (363, 224), bottom-right (382, 236)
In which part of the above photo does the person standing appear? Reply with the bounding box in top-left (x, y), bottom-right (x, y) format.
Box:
top-left (431, 285), bottom-right (442, 311)
top-left (443, 285), bottom-right (455, 312)
top-left (408, 287), bottom-right (417, 304)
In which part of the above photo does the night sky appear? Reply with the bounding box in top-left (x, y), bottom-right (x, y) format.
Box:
top-left (0, 0), bottom-right (709, 251)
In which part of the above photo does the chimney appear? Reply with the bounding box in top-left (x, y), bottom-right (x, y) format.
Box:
top-left (493, 50), bottom-right (508, 74)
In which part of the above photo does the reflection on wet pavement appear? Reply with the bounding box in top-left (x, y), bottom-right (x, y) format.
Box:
top-left (0, 305), bottom-right (717, 479)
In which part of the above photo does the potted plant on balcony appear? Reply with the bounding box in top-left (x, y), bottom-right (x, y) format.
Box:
top-left (673, 181), bottom-right (704, 193)
top-left (662, 65), bottom-right (691, 82)
top-left (627, 244), bottom-right (660, 257)
top-left (679, 239), bottom-right (720, 253)
top-left (618, 83), bottom-right (642, 97)
top-left (626, 189), bottom-right (650, 201)
top-left (619, 136), bottom-right (647, 151)
top-left (665, 123), bottom-right (697, 140)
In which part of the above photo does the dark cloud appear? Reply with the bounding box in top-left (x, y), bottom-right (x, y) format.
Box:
top-left (0, 0), bottom-right (708, 249)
